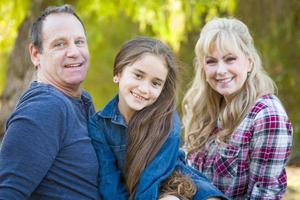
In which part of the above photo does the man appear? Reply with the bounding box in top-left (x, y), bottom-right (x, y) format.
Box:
top-left (0, 5), bottom-right (100, 199)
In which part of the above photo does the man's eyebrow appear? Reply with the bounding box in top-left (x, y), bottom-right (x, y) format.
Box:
top-left (49, 37), bottom-right (66, 44)
top-left (75, 36), bottom-right (86, 40)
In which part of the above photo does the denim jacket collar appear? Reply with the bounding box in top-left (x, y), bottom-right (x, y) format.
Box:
top-left (97, 95), bottom-right (127, 127)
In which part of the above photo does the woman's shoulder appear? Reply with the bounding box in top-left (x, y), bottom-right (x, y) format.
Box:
top-left (250, 94), bottom-right (288, 118)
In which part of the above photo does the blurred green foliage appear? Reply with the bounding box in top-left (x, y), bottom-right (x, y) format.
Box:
top-left (75, 0), bottom-right (236, 108)
top-left (0, 0), bottom-right (236, 107)
top-left (0, 0), bottom-right (29, 94)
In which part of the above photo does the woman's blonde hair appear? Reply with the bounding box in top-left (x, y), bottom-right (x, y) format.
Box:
top-left (182, 17), bottom-right (276, 153)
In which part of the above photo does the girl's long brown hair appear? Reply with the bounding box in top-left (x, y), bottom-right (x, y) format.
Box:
top-left (113, 37), bottom-right (179, 199)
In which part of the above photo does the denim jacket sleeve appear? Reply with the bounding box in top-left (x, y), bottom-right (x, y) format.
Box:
top-left (134, 113), bottom-right (181, 200)
top-left (88, 116), bottom-right (129, 200)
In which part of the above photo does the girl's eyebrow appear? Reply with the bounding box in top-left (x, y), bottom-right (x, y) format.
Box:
top-left (153, 77), bottom-right (164, 83)
top-left (133, 69), bottom-right (145, 75)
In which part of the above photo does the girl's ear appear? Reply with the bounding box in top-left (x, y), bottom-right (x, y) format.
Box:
top-left (113, 75), bottom-right (120, 83)
top-left (29, 43), bottom-right (41, 68)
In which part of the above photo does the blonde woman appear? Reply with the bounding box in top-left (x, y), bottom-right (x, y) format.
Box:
top-left (182, 17), bottom-right (293, 199)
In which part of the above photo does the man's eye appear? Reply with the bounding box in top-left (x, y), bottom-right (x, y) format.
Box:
top-left (75, 40), bottom-right (85, 46)
top-left (54, 42), bottom-right (65, 48)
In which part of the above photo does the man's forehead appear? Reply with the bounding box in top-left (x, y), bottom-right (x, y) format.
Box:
top-left (43, 13), bottom-right (83, 28)
top-left (42, 13), bottom-right (85, 41)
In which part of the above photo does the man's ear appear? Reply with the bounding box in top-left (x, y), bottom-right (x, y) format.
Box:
top-left (28, 43), bottom-right (41, 68)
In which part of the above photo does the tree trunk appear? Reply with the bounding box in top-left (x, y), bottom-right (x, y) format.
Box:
top-left (0, 0), bottom-right (77, 139)
top-left (0, 15), bottom-right (34, 139)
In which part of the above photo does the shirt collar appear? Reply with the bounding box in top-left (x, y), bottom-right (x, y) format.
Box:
top-left (98, 95), bottom-right (127, 127)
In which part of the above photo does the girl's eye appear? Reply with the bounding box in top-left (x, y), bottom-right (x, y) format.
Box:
top-left (134, 73), bottom-right (142, 79)
top-left (152, 81), bottom-right (162, 87)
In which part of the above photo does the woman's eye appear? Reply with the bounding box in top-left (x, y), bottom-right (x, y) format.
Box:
top-left (225, 57), bottom-right (236, 63)
top-left (206, 59), bottom-right (216, 65)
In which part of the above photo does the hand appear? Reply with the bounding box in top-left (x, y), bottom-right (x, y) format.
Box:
top-left (159, 195), bottom-right (180, 200)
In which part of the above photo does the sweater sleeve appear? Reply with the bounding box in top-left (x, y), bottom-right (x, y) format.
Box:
top-left (248, 101), bottom-right (293, 199)
top-left (134, 113), bottom-right (181, 200)
top-left (88, 116), bottom-right (129, 200)
top-left (0, 93), bottom-right (65, 199)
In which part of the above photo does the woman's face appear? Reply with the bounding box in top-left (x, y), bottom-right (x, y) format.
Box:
top-left (115, 53), bottom-right (168, 121)
top-left (203, 48), bottom-right (252, 101)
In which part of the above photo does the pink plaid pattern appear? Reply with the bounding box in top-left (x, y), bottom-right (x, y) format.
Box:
top-left (188, 95), bottom-right (293, 199)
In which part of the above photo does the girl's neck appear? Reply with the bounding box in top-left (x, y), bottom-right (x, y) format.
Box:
top-left (118, 102), bottom-right (134, 123)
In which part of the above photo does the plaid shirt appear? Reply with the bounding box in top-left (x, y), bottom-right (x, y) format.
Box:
top-left (188, 95), bottom-right (293, 200)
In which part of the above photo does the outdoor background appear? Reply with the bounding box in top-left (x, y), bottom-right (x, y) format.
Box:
top-left (0, 0), bottom-right (299, 199)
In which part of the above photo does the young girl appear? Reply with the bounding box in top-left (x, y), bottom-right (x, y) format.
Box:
top-left (88, 37), bottom-right (228, 200)
top-left (182, 17), bottom-right (293, 199)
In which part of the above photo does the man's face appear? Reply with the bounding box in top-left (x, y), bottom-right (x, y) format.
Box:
top-left (31, 13), bottom-right (89, 95)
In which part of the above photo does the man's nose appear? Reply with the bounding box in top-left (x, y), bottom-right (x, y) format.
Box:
top-left (66, 43), bottom-right (80, 57)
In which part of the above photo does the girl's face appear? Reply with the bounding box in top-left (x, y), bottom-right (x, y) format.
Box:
top-left (115, 53), bottom-right (168, 121)
top-left (203, 48), bottom-right (252, 102)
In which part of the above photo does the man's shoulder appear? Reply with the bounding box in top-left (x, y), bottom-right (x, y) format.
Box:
top-left (17, 83), bottom-right (71, 113)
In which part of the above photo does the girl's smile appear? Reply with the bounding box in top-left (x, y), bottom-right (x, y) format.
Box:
top-left (115, 53), bottom-right (168, 121)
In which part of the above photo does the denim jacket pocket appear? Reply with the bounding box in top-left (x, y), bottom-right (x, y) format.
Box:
top-left (110, 144), bottom-right (127, 152)
top-left (214, 144), bottom-right (240, 178)
top-left (110, 144), bottom-right (127, 168)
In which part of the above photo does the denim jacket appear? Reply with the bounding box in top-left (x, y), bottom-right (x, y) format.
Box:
top-left (88, 95), bottom-right (229, 200)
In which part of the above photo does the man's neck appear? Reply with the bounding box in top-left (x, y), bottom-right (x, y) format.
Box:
top-left (36, 77), bottom-right (82, 98)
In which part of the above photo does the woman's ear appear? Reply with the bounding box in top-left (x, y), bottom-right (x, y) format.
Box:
top-left (247, 58), bottom-right (253, 73)
top-left (29, 43), bottom-right (41, 68)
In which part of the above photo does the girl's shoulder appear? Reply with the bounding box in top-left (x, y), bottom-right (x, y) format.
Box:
top-left (93, 96), bottom-right (119, 119)
top-left (168, 111), bottom-right (181, 139)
